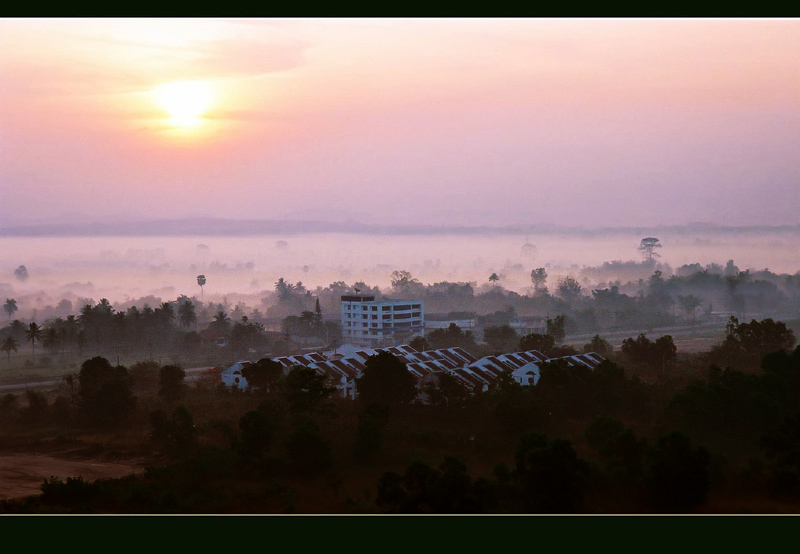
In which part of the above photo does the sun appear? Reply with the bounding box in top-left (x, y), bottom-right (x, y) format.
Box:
top-left (152, 81), bottom-right (214, 128)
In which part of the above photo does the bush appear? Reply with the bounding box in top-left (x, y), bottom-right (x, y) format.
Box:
top-left (286, 419), bottom-right (333, 475)
top-left (40, 476), bottom-right (100, 507)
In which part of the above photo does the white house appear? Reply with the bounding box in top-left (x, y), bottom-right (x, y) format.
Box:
top-left (219, 361), bottom-right (253, 390)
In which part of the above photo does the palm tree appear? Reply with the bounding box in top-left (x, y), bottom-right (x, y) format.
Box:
top-left (43, 327), bottom-right (60, 356)
top-left (197, 275), bottom-right (206, 299)
top-left (3, 299), bottom-right (17, 320)
top-left (10, 319), bottom-right (25, 338)
top-left (1, 336), bottom-right (18, 363)
top-left (26, 322), bottom-right (42, 358)
top-left (178, 300), bottom-right (197, 329)
top-left (211, 310), bottom-right (231, 334)
top-left (76, 329), bottom-right (87, 355)
top-left (159, 302), bottom-right (175, 325)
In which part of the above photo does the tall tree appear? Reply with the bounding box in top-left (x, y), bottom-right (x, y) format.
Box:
top-left (638, 237), bottom-right (662, 260)
top-left (556, 276), bottom-right (583, 302)
top-left (210, 310), bottom-right (231, 334)
top-left (197, 274), bottom-right (206, 299)
top-left (13, 265), bottom-right (28, 281)
top-left (178, 300), bottom-right (197, 329)
top-left (483, 324), bottom-right (519, 353)
top-left (678, 294), bottom-right (703, 325)
top-left (42, 327), bottom-right (60, 356)
top-left (157, 302), bottom-right (175, 327)
top-left (3, 299), bottom-right (17, 320)
top-left (530, 268), bottom-right (548, 295)
top-left (25, 322), bottom-right (42, 358)
top-left (275, 278), bottom-right (295, 300)
top-left (78, 356), bottom-right (136, 428)
top-left (1, 336), bottom-right (19, 363)
top-left (241, 358), bottom-right (285, 395)
top-left (282, 366), bottom-right (337, 419)
top-left (390, 270), bottom-right (419, 290)
top-left (356, 352), bottom-right (418, 406)
top-left (546, 315), bottom-right (566, 344)
top-left (158, 365), bottom-right (187, 404)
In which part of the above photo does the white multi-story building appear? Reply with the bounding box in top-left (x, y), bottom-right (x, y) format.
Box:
top-left (341, 295), bottom-right (424, 346)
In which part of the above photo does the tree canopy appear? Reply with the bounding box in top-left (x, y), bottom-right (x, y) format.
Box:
top-left (356, 351), bottom-right (418, 406)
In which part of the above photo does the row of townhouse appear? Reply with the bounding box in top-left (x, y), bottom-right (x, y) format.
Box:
top-left (221, 343), bottom-right (606, 402)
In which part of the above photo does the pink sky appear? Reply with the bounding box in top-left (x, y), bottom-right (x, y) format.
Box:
top-left (1, 18), bottom-right (798, 228)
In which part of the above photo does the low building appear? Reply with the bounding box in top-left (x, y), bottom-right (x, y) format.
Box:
top-left (341, 295), bottom-right (424, 346)
top-left (425, 318), bottom-right (476, 330)
top-left (219, 340), bottom-right (606, 402)
top-left (509, 316), bottom-right (547, 335)
top-left (219, 361), bottom-right (252, 389)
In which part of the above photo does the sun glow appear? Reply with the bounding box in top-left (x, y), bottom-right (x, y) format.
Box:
top-left (152, 81), bottom-right (214, 128)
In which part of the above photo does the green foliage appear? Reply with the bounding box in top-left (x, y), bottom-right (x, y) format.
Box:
top-left (158, 364), bottom-right (187, 404)
top-left (390, 270), bottom-right (420, 290)
top-left (761, 412), bottom-right (800, 496)
top-left (1, 335), bottom-right (19, 362)
top-left (426, 323), bottom-right (478, 353)
top-left (241, 358), bottom-right (285, 395)
top-left (286, 418), bottom-right (333, 475)
top-left (353, 406), bottom-right (388, 464)
top-left (229, 320), bottom-right (269, 355)
top-left (78, 356), bottom-right (136, 427)
top-left (356, 352), bottom-right (417, 406)
top-left (238, 403), bottom-right (278, 459)
top-left (150, 406), bottom-right (198, 456)
top-left (518, 333), bottom-right (555, 356)
top-left (530, 268), bottom-right (548, 294)
top-left (556, 276), bottom-right (582, 302)
top-left (585, 417), bottom-right (647, 480)
top-left (512, 433), bottom-right (588, 513)
top-left (0, 393), bottom-right (19, 421)
top-left (645, 432), bottom-right (710, 513)
top-left (668, 366), bottom-right (783, 442)
top-left (20, 390), bottom-right (48, 424)
top-left (583, 334), bottom-right (613, 357)
top-left (282, 366), bottom-right (337, 418)
top-left (488, 371), bottom-right (543, 433)
top-left (40, 476), bottom-right (100, 508)
top-left (422, 371), bottom-right (471, 407)
top-left (638, 237), bottom-right (662, 260)
top-left (408, 335), bottom-right (430, 353)
top-left (709, 317), bottom-right (796, 370)
top-left (376, 457), bottom-right (495, 513)
top-left (535, 359), bottom-right (651, 422)
top-left (621, 334), bottom-right (677, 370)
top-left (482, 324), bottom-right (519, 353)
top-left (3, 298), bottom-right (18, 319)
top-left (545, 315), bottom-right (566, 344)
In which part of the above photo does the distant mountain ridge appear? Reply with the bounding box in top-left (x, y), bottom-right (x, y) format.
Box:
top-left (1, 218), bottom-right (798, 237)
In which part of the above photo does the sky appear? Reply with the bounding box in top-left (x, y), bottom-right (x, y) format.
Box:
top-left (1, 18), bottom-right (798, 229)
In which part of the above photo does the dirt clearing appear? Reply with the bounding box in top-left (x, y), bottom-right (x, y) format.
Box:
top-left (0, 452), bottom-right (146, 501)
